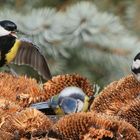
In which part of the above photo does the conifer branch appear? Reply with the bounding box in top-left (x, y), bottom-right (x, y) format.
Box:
top-left (86, 43), bottom-right (131, 56)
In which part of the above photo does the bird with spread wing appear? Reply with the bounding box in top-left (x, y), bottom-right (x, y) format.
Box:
top-left (0, 20), bottom-right (51, 80)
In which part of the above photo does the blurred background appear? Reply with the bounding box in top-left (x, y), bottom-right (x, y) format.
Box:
top-left (0, 0), bottom-right (140, 88)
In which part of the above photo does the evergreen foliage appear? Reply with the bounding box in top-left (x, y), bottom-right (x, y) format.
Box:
top-left (0, 1), bottom-right (139, 87)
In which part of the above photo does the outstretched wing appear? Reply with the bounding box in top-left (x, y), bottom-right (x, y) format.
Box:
top-left (12, 38), bottom-right (52, 80)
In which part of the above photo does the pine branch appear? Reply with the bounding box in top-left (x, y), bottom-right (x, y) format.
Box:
top-left (0, 1), bottom-right (140, 86)
top-left (86, 43), bottom-right (131, 56)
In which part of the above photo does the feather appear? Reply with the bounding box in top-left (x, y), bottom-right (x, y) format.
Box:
top-left (12, 38), bottom-right (52, 80)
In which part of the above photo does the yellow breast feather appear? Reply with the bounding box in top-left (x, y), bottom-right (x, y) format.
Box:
top-left (82, 95), bottom-right (89, 112)
top-left (6, 40), bottom-right (21, 63)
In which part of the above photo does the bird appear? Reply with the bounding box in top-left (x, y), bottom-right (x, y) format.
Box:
top-left (131, 52), bottom-right (140, 82)
top-left (30, 86), bottom-right (90, 115)
top-left (0, 20), bottom-right (51, 80)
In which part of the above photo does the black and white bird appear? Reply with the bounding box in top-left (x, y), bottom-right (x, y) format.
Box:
top-left (0, 20), bottom-right (51, 80)
top-left (131, 52), bottom-right (140, 82)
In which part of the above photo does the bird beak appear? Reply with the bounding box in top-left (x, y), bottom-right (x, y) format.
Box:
top-left (10, 31), bottom-right (18, 38)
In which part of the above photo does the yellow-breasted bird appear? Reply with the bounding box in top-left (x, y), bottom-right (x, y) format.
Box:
top-left (0, 20), bottom-right (51, 80)
top-left (31, 86), bottom-right (90, 115)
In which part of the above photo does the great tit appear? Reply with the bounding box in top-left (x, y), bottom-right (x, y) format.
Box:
top-left (0, 20), bottom-right (51, 80)
top-left (30, 86), bottom-right (90, 115)
top-left (131, 52), bottom-right (140, 82)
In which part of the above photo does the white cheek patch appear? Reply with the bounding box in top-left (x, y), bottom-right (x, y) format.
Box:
top-left (0, 26), bottom-right (10, 37)
top-left (132, 59), bottom-right (140, 69)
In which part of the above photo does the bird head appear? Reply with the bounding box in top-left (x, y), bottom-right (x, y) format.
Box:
top-left (0, 20), bottom-right (17, 37)
top-left (49, 86), bottom-right (90, 115)
top-left (131, 52), bottom-right (140, 82)
top-left (57, 87), bottom-right (87, 113)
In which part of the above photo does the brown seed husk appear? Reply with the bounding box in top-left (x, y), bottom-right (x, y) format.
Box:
top-left (90, 81), bottom-right (119, 114)
top-left (0, 72), bottom-right (45, 107)
top-left (30, 137), bottom-right (58, 140)
top-left (90, 74), bottom-right (140, 131)
top-left (81, 127), bottom-right (113, 140)
top-left (0, 98), bottom-right (21, 114)
top-left (43, 74), bottom-right (94, 99)
top-left (0, 130), bottom-right (15, 140)
top-left (48, 112), bottom-right (140, 140)
top-left (118, 98), bottom-right (140, 131)
top-left (1, 108), bottom-right (53, 139)
top-left (90, 75), bottom-right (140, 115)
top-left (0, 98), bottom-right (22, 130)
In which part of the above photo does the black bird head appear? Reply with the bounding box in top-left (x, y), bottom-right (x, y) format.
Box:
top-left (134, 52), bottom-right (140, 61)
top-left (0, 20), bottom-right (17, 37)
top-left (0, 20), bottom-right (17, 31)
top-left (131, 52), bottom-right (140, 82)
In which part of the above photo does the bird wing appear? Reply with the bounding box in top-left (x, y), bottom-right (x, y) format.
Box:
top-left (12, 38), bottom-right (52, 80)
